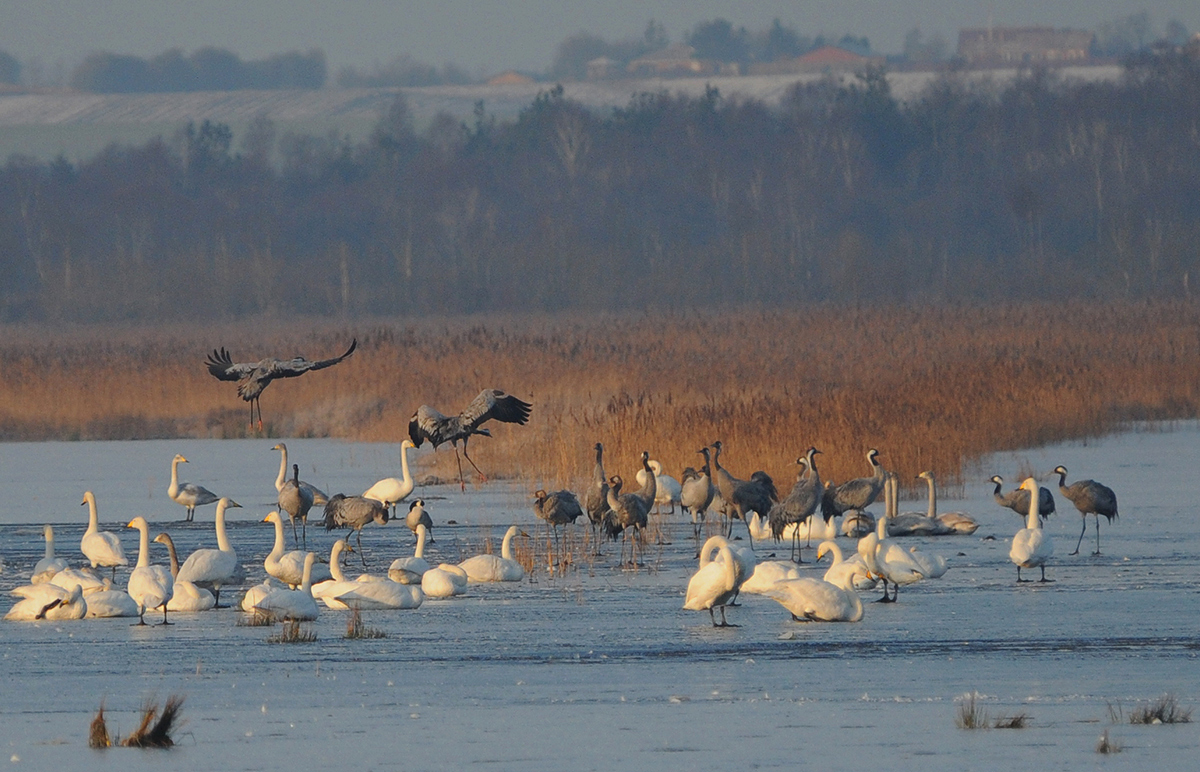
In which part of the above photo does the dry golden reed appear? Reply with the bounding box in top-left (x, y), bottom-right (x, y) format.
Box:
top-left (3, 302), bottom-right (1199, 495)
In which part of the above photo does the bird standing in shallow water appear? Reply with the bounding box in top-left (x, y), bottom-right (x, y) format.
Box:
top-left (408, 389), bottom-right (532, 491)
top-left (205, 339), bottom-right (357, 431)
top-left (1054, 465), bottom-right (1119, 555)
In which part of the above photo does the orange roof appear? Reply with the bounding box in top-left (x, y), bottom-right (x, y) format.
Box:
top-left (487, 71), bottom-right (535, 86)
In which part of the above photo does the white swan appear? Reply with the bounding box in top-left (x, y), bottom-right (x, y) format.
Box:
top-left (49, 566), bottom-right (107, 594)
top-left (683, 535), bottom-right (741, 626)
top-left (311, 540), bottom-right (363, 610)
top-left (272, 442), bottom-right (329, 505)
top-left (860, 476), bottom-right (925, 602)
top-left (240, 577), bottom-right (287, 612)
top-left (83, 588), bottom-right (140, 618)
top-left (388, 523), bottom-right (431, 584)
top-left (168, 453), bottom-right (221, 521)
top-left (176, 498), bottom-right (243, 606)
top-left (362, 439), bottom-right (417, 515)
top-left (739, 560), bottom-right (802, 595)
top-left (747, 510), bottom-right (839, 543)
top-left (80, 491), bottom-right (127, 579)
top-left (5, 583), bottom-right (87, 621)
top-left (421, 563), bottom-right (468, 598)
top-left (31, 525), bottom-right (69, 584)
top-left (1011, 477), bottom-right (1054, 582)
top-left (153, 532), bottom-right (216, 612)
top-left (333, 579), bottom-right (423, 610)
top-left (907, 545), bottom-right (949, 579)
top-left (459, 525), bottom-right (527, 582)
top-left (759, 573), bottom-right (864, 622)
top-left (918, 471), bottom-right (978, 534)
top-left (126, 516), bottom-right (175, 624)
top-left (887, 472), bottom-right (954, 536)
top-left (250, 552), bottom-right (320, 621)
top-left (263, 511), bottom-right (332, 588)
top-left (816, 540), bottom-right (877, 590)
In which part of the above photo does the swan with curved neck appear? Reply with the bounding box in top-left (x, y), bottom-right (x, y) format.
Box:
top-left (422, 563), bottom-right (468, 598)
top-left (458, 525), bottom-right (527, 582)
top-left (31, 525), bottom-right (69, 584)
top-left (264, 511), bottom-right (332, 588)
top-left (817, 540), bottom-right (877, 590)
top-left (153, 532), bottom-right (216, 612)
top-left (363, 439), bottom-right (418, 516)
top-left (917, 471), bottom-right (978, 534)
top-left (311, 540), bottom-right (361, 609)
top-left (167, 454), bottom-right (220, 522)
top-left (4, 583), bottom-right (87, 621)
top-left (683, 535), bottom-right (740, 626)
top-left (759, 570), bottom-right (864, 623)
top-left (80, 491), bottom-right (127, 580)
top-left (861, 475), bottom-right (925, 602)
top-left (388, 523), bottom-right (431, 584)
top-left (273, 443), bottom-right (329, 504)
top-left (126, 516), bottom-right (174, 625)
top-left (251, 552), bottom-right (320, 621)
top-left (175, 498), bottom-right (242, 606)
top-left (1010, 477), bottom-right (1054, 582)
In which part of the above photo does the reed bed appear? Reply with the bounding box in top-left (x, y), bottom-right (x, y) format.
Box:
top-left (2, 302), bottom-right (1199, 495)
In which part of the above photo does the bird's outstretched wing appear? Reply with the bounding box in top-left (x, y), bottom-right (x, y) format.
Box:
top-left (267, 339), bottom-right (358, 381)
top-left (409, 404), bottom-right (450, 447)
top-left (460, 389), bottom-right (532, 431)
top-left (205, 348), bottom-right (258, 382)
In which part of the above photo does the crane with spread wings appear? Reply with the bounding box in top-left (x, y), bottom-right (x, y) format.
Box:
top-left (408, 389), bottom-right (532, 491)
top-left (205, 339), bottom-right (357, 431)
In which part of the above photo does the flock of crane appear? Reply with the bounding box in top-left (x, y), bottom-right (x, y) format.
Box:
top-left (3, 338), bottom-right (1122, 629)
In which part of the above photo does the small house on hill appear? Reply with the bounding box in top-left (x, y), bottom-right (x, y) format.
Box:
top-left (487, 71), bottom-right (536, 86)
top-left (752, 45), bottom-right (883, 75)
top-left (627, 45), bottom-right (711, 78)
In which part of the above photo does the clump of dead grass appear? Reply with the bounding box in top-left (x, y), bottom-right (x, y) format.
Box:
top-left (992, 712), bottom-right (1031, 729)
top-left (89, 695), bottom-right (185, 749)
top-left (344, 608), bottom-right (387, 639)
top-left (956, 691), bottom-right (988, 729)
top-left (1129, 694), bottom-right (1192, 724)
top-left (267, 619), bottom-right (317, 643)
top-left (1096, 729), bottom-right (1122, 754)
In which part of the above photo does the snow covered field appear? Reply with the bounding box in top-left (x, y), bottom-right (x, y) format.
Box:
top-left (0, 424), bottom-right (1196, 770)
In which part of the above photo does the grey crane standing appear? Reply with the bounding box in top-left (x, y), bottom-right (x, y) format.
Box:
top-left (583, 442), bottom-right (611, 551)
top-left (825, 448), bottom-right (887, 517)
top-left (323, 493), bottom-right (389, 565)
top-left (1053, 465), bottom-right (1119, 555)
top-left (710, 441), bottom-right (777, 548)
top-left (408, 389), bottom-right (532, 491)
top-left (404, 499), bottom-right (435, 545)
top-left (205, 339), bottom-right (357, 431)
top-left (604, 474), bottom-right (650, 567)
top-left (278, 463), bottom-right (315, 549)
top-left (680, 447), bottom-right (716, 539)
top-left (989, 475), bottom-right (1055, 522)
top-left (768, 446), bottom-right (823, 563)
top-left (534, 489), bottom-right (584, 548)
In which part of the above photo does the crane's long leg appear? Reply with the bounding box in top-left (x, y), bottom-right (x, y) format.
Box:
top-left (452, 445), bottom-right (467, 492)
top-left (356, 529), bottom-right (367, 566)
top-left (300, 517), bottom-right (308, 551)
top-left (1094, 515), bottom-right (1102, 555)
top-left (290, 516), bottom-right (300, 550)
top-left (1070, 517), bottom-right (1087, 555)
top-left (255, 397), bottom-right (264, 433)
top-left (461, 441), bottom-right (487, 483)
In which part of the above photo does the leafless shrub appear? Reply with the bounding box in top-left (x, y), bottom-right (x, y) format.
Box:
top-left (993, 712), bottom-right (1030, 729)
top-left (235, 610), bottom-right (274, 627)
top-left (1129, 694), bottom-right (1192, 724)
top-left (1096, 729), bottom-right (1122, 754)
top-left (267, 619), bottom-right (317, 643)
top-left (344, 608), bottom-right (386, 639)
top-left (89, 695), bottom-right (185, 750)
top-left (956, 692), bottom-right (988, 729)
top-left (88, 702), bottom-right (112, 749)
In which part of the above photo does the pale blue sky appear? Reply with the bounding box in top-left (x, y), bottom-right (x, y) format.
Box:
top-left (3, 1), bottom-right (1196, 76)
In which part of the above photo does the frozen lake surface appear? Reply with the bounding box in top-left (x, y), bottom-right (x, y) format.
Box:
top-left (1, 427), bottom-right (1197, 770)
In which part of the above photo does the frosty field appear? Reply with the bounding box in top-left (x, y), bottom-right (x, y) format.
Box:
top-left (0, 426), bottom-right (1197, 771)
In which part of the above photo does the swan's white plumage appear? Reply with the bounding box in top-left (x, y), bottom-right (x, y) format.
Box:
top-left (311, 540), bottom-right (362, 609)
top-left (362, 439), bottom-right (417, 510)
top-left (251, 552), bottom-right (320, 621)
top-left (817, 540), bottom-right (878, 590)
top-left (739, 560), bottom-right (802, 595)
top-left (5, 583), bottom-right (87, 621)
top-left (333, 581), bottom-right (423, 610)
top-left (907, 545), bottom-right (948, 579)
top-left (84, 589), bottom-right (140, 618)
top-left (31, 525), bottom-right (69, 584)
top-left (49, 566), bottom-right (107, 594)
top-left (683, 536), bottom-right (740, 622)
top-left (176, 498), bottom-right (242, 604)
top-left (126, 517), bottom-right (174, 622)
top-left (421, 563), bottom-right (468, 598)
top-left (388, 523), bottom-right (431, 584)
top-left (80, 491), bottom-right (127, 573)
top-left (759, 575), bottom-right (864, 622)
top-left (459, 525), bottom-right (525, 582)
top-left (263, 511), bottom-right (332, 587)
top-left (1011, 477), bottom-right (1054, 580)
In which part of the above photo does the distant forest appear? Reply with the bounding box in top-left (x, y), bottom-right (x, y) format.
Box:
top-left (1, 54), bottom-right (1198, 323)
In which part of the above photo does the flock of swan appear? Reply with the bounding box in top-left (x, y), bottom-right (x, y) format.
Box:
top-left (3, 429), bottom-right (1119, 633)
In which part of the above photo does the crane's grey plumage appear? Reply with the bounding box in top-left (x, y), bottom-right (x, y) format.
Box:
top-left (826, 448), bottom-right (886, 515)
top-left (322, 493), bottom-right (389, 564)
top-left (404, 499), bottom-right (434, 544)
top-left (534, 489), bottom-right (584, 548)
top-left (583, 443), bottom-right (611, 549)
top-left (408, 389), bottom-right (532, 491)
top-left (604, 458), bottom-right (652, 566)
top-left (272, 443), bottom-right (328, 506)
top-left (990, 475), bottom-right (1055, 521)
top-left (680, 447), bottom-right (716, 538)
top-left (768, 447), bottom-right (823, 562)
top-left (1053, 465), bottom-right (1119, 555)
top-left (278, 463), bottom-right (315, 550)
top-left (710, 441), bottom-right (777, 548)
top-left (206, 339), bottom-right (357, 431)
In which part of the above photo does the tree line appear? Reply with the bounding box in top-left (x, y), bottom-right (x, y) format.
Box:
top-left (68, 47), bottom-right (326, 92)
top-left (1, 54), bottom-right (1198, 323)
